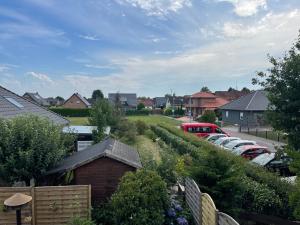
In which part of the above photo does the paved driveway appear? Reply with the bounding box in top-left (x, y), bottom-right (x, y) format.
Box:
top-left (222, 126), bottom-right (285, 152)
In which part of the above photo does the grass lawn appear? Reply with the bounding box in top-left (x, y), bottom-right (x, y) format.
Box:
top-left (66, 117), bottom-right (90, 126)
top-left (127, 115), bottom-right (181, 127)
top-left (133, 135), bottom-right (162, 163)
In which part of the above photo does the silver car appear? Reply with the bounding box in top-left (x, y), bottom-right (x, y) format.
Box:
top-left (223, 140), bottom-right (256, 151)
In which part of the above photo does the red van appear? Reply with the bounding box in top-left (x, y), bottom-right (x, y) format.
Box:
top-left (180, 122), bottom-right (227, 138)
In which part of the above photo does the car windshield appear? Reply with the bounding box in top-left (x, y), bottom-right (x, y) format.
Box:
top-left (252, 153), bottom-right (275, 166)
top-left (214, 137), bottom-right (227, 145)
top-left (224, 140), bottom-right (240, 149)
top-left (208, 134), bottom-right (226, 142)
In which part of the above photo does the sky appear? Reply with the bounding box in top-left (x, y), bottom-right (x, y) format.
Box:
top-left (0, 0), bottom-right (300, 98)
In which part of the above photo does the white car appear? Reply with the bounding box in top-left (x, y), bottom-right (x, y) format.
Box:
top-left (223, 140), bottom-right (256, 151)
top-left (214, 137), bottom-right (240, 146)
top-left (251, 153), bottom-right (276, 166)
top-left (206, 133), bottom-right (228, 142)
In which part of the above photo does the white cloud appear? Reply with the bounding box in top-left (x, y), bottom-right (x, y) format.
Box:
top-left (79, 35), bottom-right (100, 41)
top-left (26, 72), bottom-right (54, 84)
top-left (219, 0), bottom-right (267, 17)
top-left (118, 0), bottom-right (192, 16)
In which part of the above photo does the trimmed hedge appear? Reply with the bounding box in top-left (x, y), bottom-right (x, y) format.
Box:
top-left (49, 107), bottom-right (91, 117)
top-left (125, 109), bottom-right (152, 116)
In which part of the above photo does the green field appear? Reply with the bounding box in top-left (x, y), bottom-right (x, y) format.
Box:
top-left (133, 135), bottom-right (162, 163)
top-left (127, 115), bottom-right (181, 126)
top-left (66, 117), bottom-right (90, 125)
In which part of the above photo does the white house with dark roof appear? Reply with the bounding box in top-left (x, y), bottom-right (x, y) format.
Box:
top-left (108, 93), bottom-right (137, 111)
top-left (0, 85), bottom-right (69, 125)
top-left (219, 90), bottom-right (270, 127)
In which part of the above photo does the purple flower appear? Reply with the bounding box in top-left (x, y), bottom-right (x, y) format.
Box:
top-left (174, 204), bottom-right (183, 212)
top-left (167, 208), bottom-right (176, 218)
top-left (176, 216), bottom-right (188, 225)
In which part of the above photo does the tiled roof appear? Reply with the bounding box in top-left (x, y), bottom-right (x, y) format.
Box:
top-left (108, 93), bottom-right (137, 107)
top-left (201, 97), bottom-right (229, 108)
top-left (24, 92), bottom-right (50, 106)
top-left (47, 138), bottom-right (142, 175)
top-left (219, 90), bottom-right (269, 111)
top-left (191, 92), bottom-right (216, 98)
top-left (75, 93), bottom-right (91, 107)
top-left (0, 85), bottom-right (69, 125)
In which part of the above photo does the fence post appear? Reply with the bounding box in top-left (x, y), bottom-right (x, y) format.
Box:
top-left (88, 185), bottom-right (92, 219)
top-left (247, 127), bottom-right (249, 134)
top-left (266, 130), bottom-right (268, 139)
top-left (31, 186), bottom-right (36, 225)
top-left (277, 133), bottom-right (280, 142)
top-left (256, 128), bottom-right (258, 136)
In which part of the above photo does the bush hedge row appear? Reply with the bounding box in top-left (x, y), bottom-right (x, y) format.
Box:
top-left (151, 124), bottom-right (295, 219)
top-left (125, 109), bottom-right (152, 116)
top-left (49, 107), bottom-right (91, 117)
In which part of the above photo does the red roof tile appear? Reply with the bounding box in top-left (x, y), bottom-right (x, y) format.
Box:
top-left (191, 92), bottom-right (216, 98)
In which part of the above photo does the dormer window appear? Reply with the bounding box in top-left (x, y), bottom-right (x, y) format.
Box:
top-left (5, 97), bottom-right (24, 108)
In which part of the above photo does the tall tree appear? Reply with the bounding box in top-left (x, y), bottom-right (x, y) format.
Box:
top-left (92, 89), bottom-right (104, 101)
top-left (253, 32), bottom-right (300, 150)
top-left (241, 87), bottom-right (251, 93)
top-left (201, 86), bottom-right (211, 92)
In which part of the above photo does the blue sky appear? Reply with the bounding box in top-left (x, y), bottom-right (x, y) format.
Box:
top-left (0, 0), bottom-right (300, 98)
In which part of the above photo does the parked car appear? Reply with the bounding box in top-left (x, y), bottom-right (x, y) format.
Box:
top-left (231, 145), bottom-right (270, 160)
top-left (213, 137), bottom-right (240, 146)
top-left (180, 123), bottom-right (228, 138)
top-left (205, 133), bottom-right (228, 142)
top-left (251, 153), bottom-right (294, 176)
top-left (223, 140), bottom-right (256, 151)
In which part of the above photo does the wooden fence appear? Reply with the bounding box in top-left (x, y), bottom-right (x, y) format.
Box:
top-left (185, 178), bottom-right (239, 225)
top-left (0, 185), bottom-right (91, 225)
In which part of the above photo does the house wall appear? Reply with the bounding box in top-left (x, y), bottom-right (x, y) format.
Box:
top-left (63, 95), bottom-right (88, 109)
top-left (221, 110), bottom-right (266, 127)
top-left (74, 157), bottom-right (136, 203)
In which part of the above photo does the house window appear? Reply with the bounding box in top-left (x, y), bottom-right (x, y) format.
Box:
top-left (225, 111), bottom-right (229, 118)
top-left (240, 112), bottom-right (244, 120)
top-left (5, 97), bottom-right (24, 108)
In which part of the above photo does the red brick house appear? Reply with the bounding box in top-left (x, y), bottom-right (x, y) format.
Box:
top-left (46, 138), bottom-right (142, 203)
top-left (215, 90), bottom-right (249, 102)
top-left (63, 93), bottom-right (91, 109)
top-left (186, 92), bottom-right (228, 117)
top-left (138, 98), bottom-right (154, 109)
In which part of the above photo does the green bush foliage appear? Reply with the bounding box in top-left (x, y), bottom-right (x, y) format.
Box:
top-left (92, 203), bottom-right (115, 225)
top-left (151, 124), bottom-right (296, 219)
top-left (111, 169), bottom-right (169, 225)
top-left (135, 120), bottom-right (148, 135)
top-left (125, 109), bottom-right (151, 116)
top-left (137, 102), bottom-right (145, 110)
top-left (0, 115), bottom-right (75, 185)
top-left (50, 107), bottom-right (91, 117)
top-left (113, 119), bottom-right (137, 144)
top-left (197, 110), bottom-right (216, 123)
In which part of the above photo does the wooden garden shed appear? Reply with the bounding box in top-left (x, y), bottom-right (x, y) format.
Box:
top-left (46, 138), bottom-right (142, 203)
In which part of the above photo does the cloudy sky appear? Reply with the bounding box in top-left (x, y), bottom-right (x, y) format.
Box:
top-left (0, 0), bottom-right (300, 98)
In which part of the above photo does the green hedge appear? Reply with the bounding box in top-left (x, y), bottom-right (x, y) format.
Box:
top-left (49, 108), bottom-right (91, 117)
top-left (125, 109), bottom-right (151, 116)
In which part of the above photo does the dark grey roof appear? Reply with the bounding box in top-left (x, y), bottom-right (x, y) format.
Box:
top-left (108, 93), bottom-right (137, 107)
top-left (219, 90), bottom-right (269, 111)
top-left (47, 138), bottom-right (142, 175)
top-left (23, 92), bottom-right (50, 106)
top-left (0, 85), bottom-right (69, 125)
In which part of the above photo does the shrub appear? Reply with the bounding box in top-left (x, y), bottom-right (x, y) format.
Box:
top-left (111, 169), bottom-right (169, 225)
top-left (135, 120), bottom-right (148, 135)
top-left (137, 103), bottom-right (145, 110)
top-left (92, 203), bottom-right (115, 225)
top-left (113, 119), bottom-right (137, 144)
top-left (197, 110), bottom-right (216, 123)
top-left (0, 115), bottom-right (75, 185)
top-left (125, 109), bottom-right (151, 116)
top-left (145, 129), bottom-right (157, 142)
top-left (50, 107), bottom-right (91, 117)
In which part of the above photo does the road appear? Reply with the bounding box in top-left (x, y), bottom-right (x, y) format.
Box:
top-left (222, 126), bottom-right (285, 152)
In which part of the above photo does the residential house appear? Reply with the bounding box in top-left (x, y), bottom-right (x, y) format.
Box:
top-left (153, 97), bottom-right (167, 109)
top-left (219, 90), bottom-right (270, 127)
top-left (215, 89), bottom-right (249, 102)
top-left (166, 96), bottom-right (185, 109)
top-left (0, 85), bottom-right (69, 125)
top-left (46, 97), bottom-right (64, 106)
top-left (23, 92), bottom-right (50, 107)
top-left (63, 93), bottom-right (91, 109)
top-left (46, 138), bottom-right (142, 203)
top-left (108, 93), bottom-right (137, 111)
top-left (138, 98), bottom-right (154, 109)
top-left (187, 92), bottom-right (229, 117)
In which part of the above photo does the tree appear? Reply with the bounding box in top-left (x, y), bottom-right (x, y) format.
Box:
top-left (201, 86), bottom-right (211, 92)
top-left (0, 115), bottom-right (74, 185)
top-left (111, 169), bottom-right (169, 225)
top-left (92, 89), bottom-right (104, 101)
top-left (89, 99), bottom-right (114, 142)
top-left (198, 110), bottom-right (216, 123)
top-left (228, 87), bottom-right (236, 92)
top-left (252, 32), bottom-right (300, 150)
top-left (241, 87), bottom-right (251, 93)
top-left (55, 96), bottom-right (64, 102)
top-left (137, 102), bottom-right (145, 110)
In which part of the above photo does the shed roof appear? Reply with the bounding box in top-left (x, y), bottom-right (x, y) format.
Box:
top-left (219, 90), bottom-right (269, 111)
top-left (0, 85), bottom-right (69, 125)
top-left (47, 138), bottom-right (142, 175)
